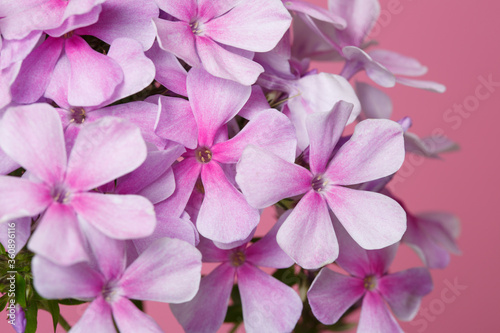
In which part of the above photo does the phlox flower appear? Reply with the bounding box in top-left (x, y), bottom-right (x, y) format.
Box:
top-left (0, 104), bottom-right (155, 265)
top-left (236, 101), bottom-right (406, 268)
top-left (154, 68), bottom-right (297, 246)
top-left (171, 213), bottom-right (302, 333)
top-left (32, 225), bottom-right (202, 333)
top-left (153, 0), bottom-right (292, 85)
top-left (308, 221), bottom-right (433, 333)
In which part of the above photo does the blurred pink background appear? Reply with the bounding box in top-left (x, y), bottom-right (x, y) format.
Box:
top-left (4, 0), bottom-right (499, 332)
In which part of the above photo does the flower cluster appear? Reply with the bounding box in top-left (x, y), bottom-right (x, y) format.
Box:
top-left (0, 0), bottom-right (460, 332)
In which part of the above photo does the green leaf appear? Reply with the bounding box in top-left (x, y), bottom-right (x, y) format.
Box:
top-left (47, 300), bottom-right (60, 332)
top-left (0, 294), bottom-right (8, 312)
top-left (24, 302), bottom-right (38, 333)
top-left (58, 298), bottom-right (87, 306)
top-left (272, 267), bottom-right (300, 287)
top-left (15, 273), bottom-right (27, 308)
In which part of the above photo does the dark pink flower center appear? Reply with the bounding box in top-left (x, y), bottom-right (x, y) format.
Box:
top-left (51, 184), bottom-right (71, 204)
top-left (190, 20), bottom-right (204, 36)
top-left (230, 250), bottom-right (246, 267)
top-left (363, 275), bottom-right (378, 291)
top-left (195, 147), bottom-right (212, 164)
top-left (311, 174), bottom-right (328, 192)
top-left (70, 107), bottom-right (86, 124)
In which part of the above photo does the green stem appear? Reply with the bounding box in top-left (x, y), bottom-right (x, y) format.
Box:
top-left (58, 315), bottom-right (71, 332)
top-left (228, 322), bottom-right (241, 333)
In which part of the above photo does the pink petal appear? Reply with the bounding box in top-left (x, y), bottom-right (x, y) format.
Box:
top-left (378, 268), bottom-right (433, 321)
top-left (238, 263), bottom-right (302, 333)
top-left (238, 85), bottom-right (270, 120)
top-left (356, 81), bottom-right (393, 119)
top-left (89, 101), bottom-right (166, 149)
top-left (0, 177), bottom-right (51, 223)
top-left (283, 0), bottom-right (346, 28)
top-left (396, 77), bottom-right (446, 93)
top-left (212, 109), bottom-right (296, 164)
top-left (307, 101), bottom-right (353, 174)
top-left (325, 119), bottom-right (405, 186)
top-left (46, 4), bottom-right (103, 38)
top-left (104, 38), bottom-right (156, 104)
top-left (277, 191), bottom-right (338, 269)
top-left (417, 212), bottom-right (461, 252)
top-left (236, 145), bottom-right (312, 208)
top-left (146, 41), bottom-right (188, 96)
top-left (187, 67), bottom-right (251, 146)
top-left (245, 211), bottom-right (295, 268)
top-left (65, 35), bottom-right (124, 106)
top-left (112, 296), bottom-right (163, 333)
top-left (328, 0), bottom-right (380, 46)
top-left (197, 162), bottom-right (260, 244)
top-left (308, 267), bottom-right (365, 325)
top-left (369, 49), bottom-right (428, 77)
top-left (10, 37), bottom-right (64, 104)
top-left (28, 203), bottom-right (89, 265)
top-left (72, 192), bottom-right (155, 239)
top-left (32, 255), bottom-right (102, 299)
top-left (342, 46), bottom-right (396, 87)
top-left (153, 18), bottom-right (200, 66)
top-left (196, 36), bottom-right (264, 86)
top-left (358, 291), bottom-right (404, 333)
top-left (0, 149), bottom-right (19, 175)
top-left (154, 157), bottom-right (201, 217)
top-left (120, 238), bottom-right (201, 303)
top-left (170, 263), bottom-right (235, 333)
top-left (404, 132), bottom-right (459, 158)
top-left (136, 167), bottom-right (176, 204)
top-left (66, 117), bottom-right (147, 191)
top-left (197, 0), bottom-right (240, 19)
top-left (0, 217), bottom-right (31, 256)
top-left (44, 52), bottom-right (71, 108)
top-left (204, 0), bottom-right (291, 52)
top-left (325, 186), bottom-right (406, 250)
top-left (155, 96), bottom-right (198, 149)
top-left (154, 0), bottom-right (196, 22)
top-left (0, 103), bottom-right (67, 184)
top-left (71, 297), bottom-right (115, 333)
top-left (196, 236), bottom-right (232, 262)
top-left (76, 0), bottom-right (158, 50)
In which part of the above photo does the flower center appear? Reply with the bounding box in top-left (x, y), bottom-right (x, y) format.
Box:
top-left (63, 31), bottom-right (74, 39)
top-left (189, 20), bottom-right (204, 36)
top-left (195, 147), bottom-right (212, 164)
top-left (51, 184), bottom-right (71, 204)
top-left (363, 275), bottom-right (378, 291)
top-left (102, 281), bottom-right (119, 303)
top-left (230, 251), bottom-right (246, 267)
top-left (70, 107), bottom-right (86, 124)
top-left (311, 174), bottom-right (328, 192)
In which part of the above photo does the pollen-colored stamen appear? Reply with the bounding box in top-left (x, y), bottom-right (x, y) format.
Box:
top-left (69, 107), bottom-right (86, 124)
top-left (363, 275), bottom-right (378, 291)
top-left (196, 147), bottom-right (212, 164)
top-left (311, 174), bottom-right (328, 192)
top-left (190, 20), bottom-right (204, 36)
top-left (63, 31), bottom-right (74, 39)
top-left (51, 184), bottom-right (71, 204)
top-left (102, 281), bottom-right (119, 303)
top-left (230, 251), bottom-right (246, 267)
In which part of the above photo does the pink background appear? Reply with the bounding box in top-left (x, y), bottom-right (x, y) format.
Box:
top-left (3, 0), bottom-right (499, 332)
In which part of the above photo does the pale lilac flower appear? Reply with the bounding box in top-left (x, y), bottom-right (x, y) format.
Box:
top-left (403, 211), bottom-right (461, 269)
top-left (356, 81), bottom-right (458, 158)
top-left (153, 0), bottom-right (292, 85)
top-left (32, 230), bottom-right (202, 333)
top-left (10, 304), bottom-right (27, 333)
top-left (171, 213), bottom-right (302, 333)
top-left (236, 102), bottom-right (406, 268)
top-left (0, 104), bottom-right (155, 265)
top-left (308, 222), bottom-right (433, 333)
top-left (154, 68), bottom-right (296, 246)
top-left (0, 217), bottom-right (31, 256)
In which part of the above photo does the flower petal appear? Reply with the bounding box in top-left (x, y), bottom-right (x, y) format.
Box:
top-left (197, 162), bottom-right (260, 244)
top-left (196, 36), bottom-right (264, 86)
top-left (238, 263), bottom-right (302, 333)
top-left (187, 67), bottom-right (251, 146)
top-left (66, 117), bottom-right (147, 191)
top-left (378, 268), bottom-right (433, 321)
top-left (120, 238), bottom-right (201, 303)
top-left (146, 42), bottom-right (187, 96)
top-left (0, 103), bottom-right (67, 185)
top-left (212, 109), bottom-right (297, 164)
top-left (204, 0), bottom-right (291, 52)
top-left (0, 217), bottom-right (31, 256)
top-left (325, 119), bottom-right (404, 186)
top-left (277, 191), bottom-right (338, 269)
top-left (236, 145), bottom-right (312, 208)
top-left (356, 81), bottom-right (393, 119)
top-left (358, 291), bottom-right (403, 333)
top-left (72, 192), bottom-right (156, 239)
top-left (155, 96), bottom-right (198, 149)
top-left (170, 263), bottom-right (235, 333)
top-left (153, 0), bottom-right (196, 22)
top-left (71, 297), bottom-right (115, 333)
top-left (308, 267), bottom-right (365, 325)
top-left (153, 18), bottom-right (200, 66)
top-left (112, 296), bottom-right (163, 333)
top-left (307, 101), bottom-right (353, 174)
top-left (32, 255), bottom-right (102, 300)
top-left (325, 186), bottom-right (406, 250)
top-left (28, 203), bottom-right (89, 265)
